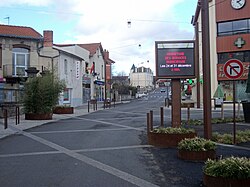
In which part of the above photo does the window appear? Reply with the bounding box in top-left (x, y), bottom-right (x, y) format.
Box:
top-left (12, 48), bottom-right (30, 76)
top-left (217, 19), bottom-right (250, 36)
top-left (218, 51), bottom-right (250, 64)
top-left (64, 59), bottom-right (68, 75)
top-left (233, 20), bottom-right (248, 34)
top-left (63, 88), bottom-right (71, 104)
top-left (218, 22), bottom-right (233, 36)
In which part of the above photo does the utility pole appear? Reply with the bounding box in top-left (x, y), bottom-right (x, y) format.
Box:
top-left (201, 0), bottom-right (212, 139)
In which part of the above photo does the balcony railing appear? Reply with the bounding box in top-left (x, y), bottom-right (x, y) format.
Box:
top-left (3, 64), bottom-right (44, 78)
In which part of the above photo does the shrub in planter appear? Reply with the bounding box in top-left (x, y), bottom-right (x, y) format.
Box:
top-left (177, 137), bottom-right (216, 161)
top-left (203, 157), bottom-right (250, 187)
top-left (23, 72), bottom-right (65, 120)
top-left (212, 130), bottom-right (250, 144)
top-left (148, 127), bottom-right (197, 147)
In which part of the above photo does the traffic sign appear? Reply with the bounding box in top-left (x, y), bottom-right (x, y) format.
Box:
top-left (223, 59), bottom-right (244, 79)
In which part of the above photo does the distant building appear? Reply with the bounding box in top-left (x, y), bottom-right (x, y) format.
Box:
top-left (129, 64), bottom-right (153, 92)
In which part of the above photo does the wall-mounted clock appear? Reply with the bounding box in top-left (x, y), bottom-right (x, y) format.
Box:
top-left (231, 0), bottom-right (246, 9)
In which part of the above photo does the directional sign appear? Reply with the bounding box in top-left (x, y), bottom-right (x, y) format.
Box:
top-left (223, 59), bottom-right (244, 79)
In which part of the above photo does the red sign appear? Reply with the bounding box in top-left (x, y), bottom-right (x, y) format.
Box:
top-left (223, 59), bottom-right (244, 79)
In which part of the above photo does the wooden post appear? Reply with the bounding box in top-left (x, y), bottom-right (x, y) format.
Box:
top-left (171, 79), bottom-right (181, 127)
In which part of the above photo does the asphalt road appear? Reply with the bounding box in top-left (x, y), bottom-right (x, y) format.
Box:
top-left (0, 89), bottom-right (249, 187)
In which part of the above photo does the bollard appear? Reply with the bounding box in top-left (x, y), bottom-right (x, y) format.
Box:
top-left (3, 109), bottom-right (7, 129)
top-left (165, 98), bottom-right (167, 107)
top-left (88, 100), bottom-right (90, 113)
top-left (16, 106), bottom-right (20, 125)
top-left (150, 110), bottom-right (153, 131)
top-left (187, 105), bottom-right (190, 125)
top-left (221, 103), bottom-right (224, 120)
top-left (95, 100), bottom-right (97, 111)
top-left (160, 107), bottom-right (164, 127)
top-left (147, 113), bottom-right (150, 133)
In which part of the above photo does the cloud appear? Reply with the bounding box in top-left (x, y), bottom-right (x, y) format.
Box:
top-left (0, 0), bottom-right (196, 75)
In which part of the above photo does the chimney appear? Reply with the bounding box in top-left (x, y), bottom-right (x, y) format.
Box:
top-left (43, 30), bottom-right (53, 47)
top-left (103, 49), bottom-right (109, 61)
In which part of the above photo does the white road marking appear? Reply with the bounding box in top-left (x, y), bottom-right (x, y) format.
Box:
top-left (6, 126), bottom-right (159, 187)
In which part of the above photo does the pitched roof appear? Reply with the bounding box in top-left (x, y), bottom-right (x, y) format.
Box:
top-left (78, 43), bottom-right (103, 56)
top-left (0, 24), bottom-right (42, 40)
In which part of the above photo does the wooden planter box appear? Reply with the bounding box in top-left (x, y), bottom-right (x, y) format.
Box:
top-left (25, 113), bottom-right (53, 120)
top-left (53, 107), bottom-right (74, 114)
top-left (148, 132), bottom-right (197, 148)
top-left (178, 149), bottom-right (216, 161)
top-left (203, 174), bottom-right (250, 187)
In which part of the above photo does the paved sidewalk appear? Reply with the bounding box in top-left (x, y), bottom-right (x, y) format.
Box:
top-left (0, 102), bottom-right (101, 139)
top-left (0, 100), bottom-right (131, 140)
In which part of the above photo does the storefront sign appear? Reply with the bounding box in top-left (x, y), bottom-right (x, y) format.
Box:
top-left (76, 61), bottom-right (80, 79)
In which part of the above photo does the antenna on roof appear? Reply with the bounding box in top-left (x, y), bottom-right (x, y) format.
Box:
top-left (4, 17), bottom-right (10, 25)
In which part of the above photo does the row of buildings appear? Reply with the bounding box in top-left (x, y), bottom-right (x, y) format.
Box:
top-left (0, 25), bottom-right (115, 107)
top-left (191, 0), bottom-right (250, 104)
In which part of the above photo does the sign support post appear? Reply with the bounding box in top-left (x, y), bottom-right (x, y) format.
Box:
top-left (233, 81), bottom-right (236, 145)
top-left (172, 79), bottom-right (181, 127)
top-left (223, 59), bottom-right (244, 145)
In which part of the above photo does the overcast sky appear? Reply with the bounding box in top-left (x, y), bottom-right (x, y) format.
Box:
top-left (0, 0), bottom-right (198, 75)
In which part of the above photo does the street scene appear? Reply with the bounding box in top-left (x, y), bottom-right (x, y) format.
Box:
top-left (1, 0), bottom-right (250, 186)
top-left (0, 88), bottom-right (249, 186)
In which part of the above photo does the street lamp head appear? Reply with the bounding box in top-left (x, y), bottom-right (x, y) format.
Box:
top-left (127, 20), bottom-right (131, 28)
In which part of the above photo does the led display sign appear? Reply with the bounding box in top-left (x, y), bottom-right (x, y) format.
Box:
top-left (155, 41), bottom-right (195, 79)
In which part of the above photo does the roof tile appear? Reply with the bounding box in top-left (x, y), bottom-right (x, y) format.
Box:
top-left (0, 24), bottom-right (42, 39)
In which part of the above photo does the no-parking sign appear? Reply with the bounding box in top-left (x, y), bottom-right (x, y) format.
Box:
top-left (223, 59), bottom-right (244, 79)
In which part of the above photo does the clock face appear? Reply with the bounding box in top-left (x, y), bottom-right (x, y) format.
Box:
top-left (231, 0), bottom-right (246, 9)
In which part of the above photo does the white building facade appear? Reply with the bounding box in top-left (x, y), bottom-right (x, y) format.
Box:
top-left (129, 64), bottom-right (154, 92)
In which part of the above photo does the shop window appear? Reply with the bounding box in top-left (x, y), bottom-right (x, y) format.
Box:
top-left (218, 51), bottom-right (250, 64)
top-left (63, 88), bottom-right (71, 104)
